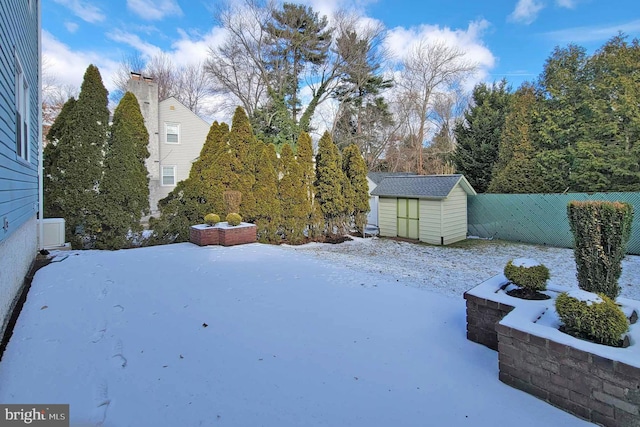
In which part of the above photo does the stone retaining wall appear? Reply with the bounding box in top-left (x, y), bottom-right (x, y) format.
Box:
top-left (496, 323), bottom-right (640, 427)
top-left (463, 291), bottom-right (514, 351)
top-left (190, 223), bottom-right (256, 247)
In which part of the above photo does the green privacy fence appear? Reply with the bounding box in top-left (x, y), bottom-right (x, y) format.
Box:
top-left (467, 192), bottom-right (640, 255)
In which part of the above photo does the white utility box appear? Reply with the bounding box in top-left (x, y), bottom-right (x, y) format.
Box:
top-left (42, 218), bottom-right (66, 248)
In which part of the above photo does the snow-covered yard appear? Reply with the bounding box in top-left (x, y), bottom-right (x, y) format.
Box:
top-left (3, 237), bottom-right (637, 426)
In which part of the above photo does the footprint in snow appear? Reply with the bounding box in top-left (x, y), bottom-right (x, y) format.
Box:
top-left (93, 381), bottom-right (111, 426)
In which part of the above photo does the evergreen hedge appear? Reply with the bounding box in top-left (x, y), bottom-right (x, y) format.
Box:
top-left (567, 200), bottom-right (633, 299)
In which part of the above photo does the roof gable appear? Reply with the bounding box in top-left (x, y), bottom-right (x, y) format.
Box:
top-left (370, 174), bottom-right (476, 199)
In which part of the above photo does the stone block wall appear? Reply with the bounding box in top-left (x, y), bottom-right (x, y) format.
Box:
top-left (463, 291), bottom-right (514, 351)
top-left (219, 225), bottom-right (257, 247)
top-left (496, 323), bottom-right (640, 427)
top-left (190, 226), bottom-right (220, 246)
top-left (190, 224), bottom-right (257, 247)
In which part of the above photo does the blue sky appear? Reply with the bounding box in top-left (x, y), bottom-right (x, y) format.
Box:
top-left (43, 0), bottom-right (640, 108)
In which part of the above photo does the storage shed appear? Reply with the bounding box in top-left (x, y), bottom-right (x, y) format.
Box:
top-left (367, 172), bottom-right (417, 227)
top-left (370, 174), bottom-right (476, 245)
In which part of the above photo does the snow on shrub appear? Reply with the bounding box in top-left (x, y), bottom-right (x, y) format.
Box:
top-left (555, 290), bottom-right (629, 347)
top-left (503, 258), bottom-right (549, 293)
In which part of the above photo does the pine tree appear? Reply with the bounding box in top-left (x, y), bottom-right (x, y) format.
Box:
top-left (488, 85), bottom-right (545, 194)
top-left (149, 122), bottom-right (232, 244)
top-left (295, 132), bottom-right (319, 235)
top-left (96, 92), bottom-right (150, 249)
top-left (278, 144), bottom-right (308, 243)
top-left (342, 144), bottom-right (370, 233)
top-left (254, 145), bottom-right (281, 243)
top-left (315, 131), bottom-right (345, 235)
top-left (44, 97), bottom-right (76, 220)
top-left (228, 107), bottom-right (259, 219)
top-left (191, 121), bottom-right (232, 217)
top-left (452, 80), bottom-right (512, 193)
top-left (43, 64), bottom-right (109, 248)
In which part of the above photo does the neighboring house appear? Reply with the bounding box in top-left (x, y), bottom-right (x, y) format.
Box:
top-left (0, 1), bottom-right (41, 337)
top-left (367, 172), bottom-right (417, 227)
top-left (127, 74), bottom-right (210, 216)
top-left (370, 174), bottom-right (476, 245)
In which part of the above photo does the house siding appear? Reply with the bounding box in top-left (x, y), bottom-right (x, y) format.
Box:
top-left (419, 200), bottom-right (442, 245)
top-left (441, 185), bottom-right (468, 244)
top-left (155, 98), bottom-right (210, 213)
top-left (0, 1), bottom-right (39, 337)
top-left (378, 197), bottom-right (397, 237)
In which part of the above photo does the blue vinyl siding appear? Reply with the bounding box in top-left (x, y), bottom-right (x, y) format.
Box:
top-left (0, 0), bottom-right (39, 243)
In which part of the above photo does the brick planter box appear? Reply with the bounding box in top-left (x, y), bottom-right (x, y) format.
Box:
top-left (465, 275), bottom-right (640, 427)
top-left (190, 223), bottom-right (257, 247)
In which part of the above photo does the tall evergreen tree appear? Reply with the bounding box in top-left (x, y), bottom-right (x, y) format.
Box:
top-left (342, 144), bottom-right (370, 233)
top-left (95, 92), bottom-right (150, 249)
top-left (315, 131), bottom-right (346, 234)
top-left (254, 145), bottom-right (281, 243)
top-left (278, 144), bottom-right (308, 243)
top-left (228, 107), bottom-right (260, 219)
top-left (44, 97), bottom-right (76, 220)
top-left (488, 85), bottom-right (545, 194)
top-left (452, 80), bottom-right (512, 193)
top-left (43, 64), bottom-right (109, 248)
top-left (295, 132), bottom-right (318, 232)
top-left (191, 121), bottom-right (232, 216)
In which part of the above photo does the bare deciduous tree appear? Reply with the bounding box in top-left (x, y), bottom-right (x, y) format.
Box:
top-left (396, 39), bottom-right (476, 174)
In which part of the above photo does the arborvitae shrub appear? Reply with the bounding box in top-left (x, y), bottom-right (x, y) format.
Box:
top-left (567, 200), bottom-right (634, 299)
top-left (226, 213), bottom-right (242, 226)
top-left (555, 291), bottom-right (629, 347)
top-left (204, 213), bottom-right (220, 225)
top-left (224, 191), bottom-right (242, 215)
top-left (504, 258), bottom-right (549, 292)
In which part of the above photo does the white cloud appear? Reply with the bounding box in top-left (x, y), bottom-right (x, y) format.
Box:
top-left (508, 0), bottom-right (545, 25)
top-left (42, 31), bottom-right (120, 93)
top-left (555, 0), bottom-right (577, 8)
top-left (543, 19), bottom-right (640, 43)
top-left (385, 19), bottom-right (495, 85)
top-left (64, 21), bottom-right (79, 33)
top-left (170, 28), bottom-right (227, 66)
top-left (52, 0), bottom-right (105, 23)
top-left (106, 29), bottom-right (163, 59)
top-left (126, 0), bottom-right (183, 21)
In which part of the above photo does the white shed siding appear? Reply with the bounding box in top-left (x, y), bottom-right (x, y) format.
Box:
top-left (378, 197), bottom-right (397, 237)
top-left (441, 185), bottom-right (468, 244)
top-left (419, 200), bottom-right (442, 244)
top-left (154, 98), bottom-right (210, 212)
top-left (367, 177), bottom-right (378, 226)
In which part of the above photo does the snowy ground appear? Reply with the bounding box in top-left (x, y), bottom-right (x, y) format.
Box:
top-left (2, 237), bottom-right (634, 426)
top-left (290, 237), bottom-right (640, 300)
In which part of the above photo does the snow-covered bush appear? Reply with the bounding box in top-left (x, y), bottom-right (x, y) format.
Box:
top-left (204, 213), bottom-right (220, 226)
top-left (226, 213), bottom-right (242, 226)
top-left (504, 258), bottom-right (549, 293)
top-left (555, 290), bottom-right (628, 347)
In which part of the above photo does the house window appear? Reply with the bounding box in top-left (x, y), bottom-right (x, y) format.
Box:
top-left (15, 55), bottom-right (29, 161)
top-left (162, 166), bottom-right (176, 186)
top-left (165, 123), bottom-right (179, 144)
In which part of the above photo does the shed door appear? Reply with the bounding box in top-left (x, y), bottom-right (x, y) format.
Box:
top-left (397, 198), bottom-right (419, 239)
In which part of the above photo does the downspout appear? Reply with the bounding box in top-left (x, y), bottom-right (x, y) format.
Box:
top-left (37, 0), bottom-right (43, 250)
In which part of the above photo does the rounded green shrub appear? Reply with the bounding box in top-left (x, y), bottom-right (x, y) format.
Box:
top-left (204, 213), bottom-right (220, 226)
top-left (504, 258), bottom-right (550, 292)
top-left (555, 290), bottom-right (629, 347)
top-left (226, 212), bottom-right (242, 226)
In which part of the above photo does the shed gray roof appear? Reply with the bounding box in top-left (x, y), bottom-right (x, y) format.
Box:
top-left (370, 174), bottom-right (476, 199)
top-left (367, 172), bottom-right (417, 185)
